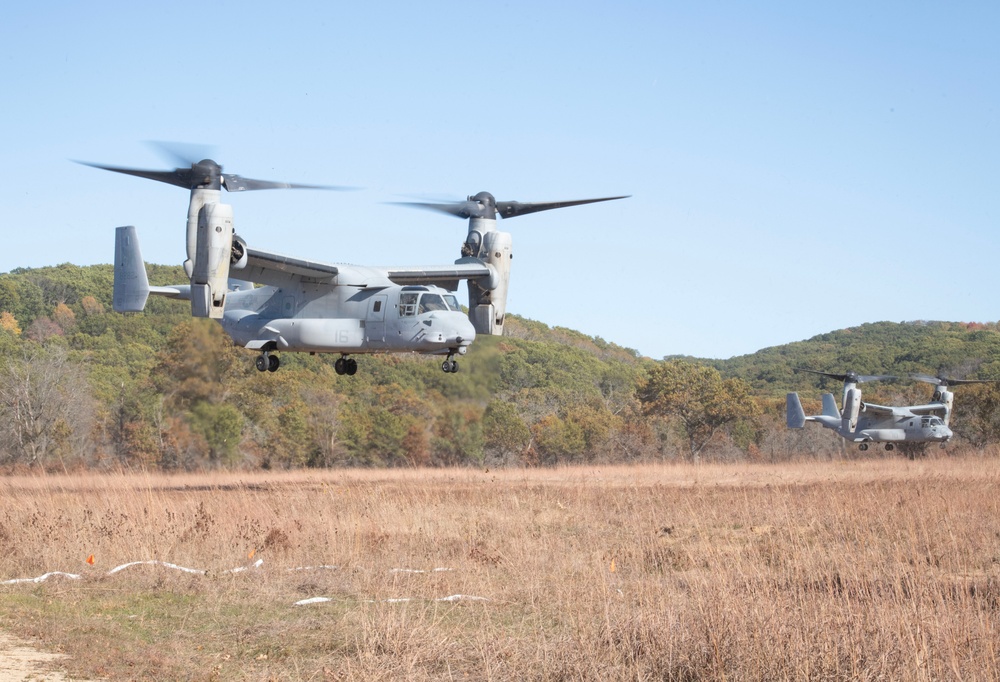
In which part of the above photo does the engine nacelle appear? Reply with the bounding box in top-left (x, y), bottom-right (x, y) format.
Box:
top-left (466, 226), bottom-right (512, 336)
top-left (842, 387), bottom-right (862, 433)
top-left (190, 201), bottom-right (234, 318)
top-left (936, 389), bottom-right (954, 426)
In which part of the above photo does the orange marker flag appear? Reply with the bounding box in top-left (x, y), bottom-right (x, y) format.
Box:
top-left (609, 558), bottom-right (616, 573)
top-left (86, 554), bottom-right (95, 565)
top-left (248, 548), bottom-right (256, 560)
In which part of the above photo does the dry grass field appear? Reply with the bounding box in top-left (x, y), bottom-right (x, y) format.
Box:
top-left (1, 456), bottom-right (1000, 680)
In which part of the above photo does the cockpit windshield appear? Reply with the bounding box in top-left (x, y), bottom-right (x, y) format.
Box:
top-left (418, 294), bottom-right (448, 314)
top-left (922, 416), bottom-right (945, 427)
top-left (399, 291), bottom-right (458, 317)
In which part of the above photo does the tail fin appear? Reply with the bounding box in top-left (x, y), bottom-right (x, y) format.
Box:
top-left (113, 226), bottom-right (150, 312)
top-left (821, 393), bottom-right (841, 418)
top-left (786, 392), bottom-right (806, 428)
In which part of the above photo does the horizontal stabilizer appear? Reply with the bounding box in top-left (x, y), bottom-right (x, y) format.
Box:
top-left (150, 285), bottom-right (191, 300)
top-left (786, 393), bottom-right (806, 429)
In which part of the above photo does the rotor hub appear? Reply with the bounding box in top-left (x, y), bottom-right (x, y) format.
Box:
top-left (193, 160), bottom-right (222, 189)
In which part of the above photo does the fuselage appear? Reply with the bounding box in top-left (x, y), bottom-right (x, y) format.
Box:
top-left (832, 414), bottom-right (952, 444)
top-left (220, 279), bottom-right (476, 357)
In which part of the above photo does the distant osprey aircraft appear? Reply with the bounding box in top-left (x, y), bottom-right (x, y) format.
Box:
top-left (786, 369), bottom-right (992, 456)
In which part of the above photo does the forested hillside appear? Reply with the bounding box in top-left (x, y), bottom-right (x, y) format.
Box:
top-left (1, 263), bottom-right (999, 470)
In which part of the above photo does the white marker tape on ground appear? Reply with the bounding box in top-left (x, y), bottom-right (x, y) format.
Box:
top-left (107, 558), bottom-right (263, 575)
top-left (227, 559), bottom-right (265, 573)
top-left (107, 561), bottom-right (206, 576)
top-left (4, 559), bottom-right (264, 585)
top-left (294, 594), bottom-right (490, 606)
top-left (1, 571), bottom-right (82, 585)
top-left (389, 567), bottom-right (455, 574)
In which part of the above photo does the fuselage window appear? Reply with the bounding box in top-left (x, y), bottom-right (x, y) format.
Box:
top-left (399, 293), bottom-right (418, 317)
top-left (418, 293), bottom-right (448, 314)
top-left (373, 300), bottom-right (382, 313)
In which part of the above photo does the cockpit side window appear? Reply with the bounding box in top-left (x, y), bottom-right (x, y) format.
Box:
top-left (443, 294), bottom-right (460, 311)
top-left (399, 293), bottom-right (418, 317)
top-left (418, 293), bottom-right (448, 314)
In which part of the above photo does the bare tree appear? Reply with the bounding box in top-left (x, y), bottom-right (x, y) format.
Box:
top-left (0, 346), bottom-right (95, 468)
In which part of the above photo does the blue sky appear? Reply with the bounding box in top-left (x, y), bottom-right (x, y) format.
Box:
top-left (2, 1), bottom-right (997, 359)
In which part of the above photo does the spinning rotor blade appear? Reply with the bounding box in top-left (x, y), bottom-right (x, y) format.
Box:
top-left (394, 192), bottom-right (629, 220)
top-left (495, 196), bottom-right (630, 219)
top-left (76, 161), bottom-right (198, 190)
top-left (219, 174), bottom-right (337, 192)
top-left (797, 368), bottom-right (897, 383)
top-left (78, 145), bottom-right (349, 192)
top-left (910, 373), bottom-right (1000, 387)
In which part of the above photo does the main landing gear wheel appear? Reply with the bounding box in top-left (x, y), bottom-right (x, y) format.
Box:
top-left (885, 443), bottom-right (894, 451)
top-left (335, 357), bottom-right (358, 376)
top-left (442, 359), bottom-right (459, 373)
top-left (859, 443), bottom-right (869, 451)
top-left (255, 354), bottom-right (280, 373)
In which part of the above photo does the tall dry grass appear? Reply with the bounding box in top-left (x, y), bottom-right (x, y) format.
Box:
top-left (1, 458), bottom-right (999, 680)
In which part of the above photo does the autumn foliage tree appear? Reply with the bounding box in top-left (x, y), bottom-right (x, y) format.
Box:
top-left (639, 360), bottom-right (759, 460)
top-left (8, 262), bottom-right (1000, 469)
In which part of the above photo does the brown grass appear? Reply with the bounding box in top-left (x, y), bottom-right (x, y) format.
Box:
top-left (1, 457), bottom-right (999, 680)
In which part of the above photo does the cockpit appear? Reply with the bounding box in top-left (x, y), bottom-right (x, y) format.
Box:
top-left (399, 290), bottom-right (461, 317)
top-left (921, 416), bottom-right (945, 428)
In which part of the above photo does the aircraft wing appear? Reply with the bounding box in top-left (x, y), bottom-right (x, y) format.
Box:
top-left (240, 247), bottom-right (491, 290)
top-left (385, 261), bottom-right (493, 290)
top-left (243, 248), bottom-right (340, 284)
top-left (861, 402), bottom-right (903, 417)
top-left (864, 401), bottom-right (947, 418)
top-left (905, 402), bottom-right (948, 416)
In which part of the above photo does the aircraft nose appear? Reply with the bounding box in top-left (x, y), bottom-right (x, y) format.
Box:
top-left (450, 315), bottom-right (477, 346)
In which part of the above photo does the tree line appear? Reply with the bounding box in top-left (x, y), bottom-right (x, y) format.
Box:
top-left (2, 263), bottom-right (1000, 471)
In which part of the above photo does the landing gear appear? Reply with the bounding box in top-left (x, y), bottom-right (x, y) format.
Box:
top-left (255, 353), bottom-right (280, 373)
top-left (335, 356), bottom-right (358, 376)
top-left (885, 443), bottom-right (894, 451)
top-left (441, 358), bottom-right (459, 373)
top-left (859, 443), bottom-right (869, 451)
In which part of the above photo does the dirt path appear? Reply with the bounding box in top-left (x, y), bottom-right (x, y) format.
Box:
top-left (0, 633), bottom-right (88, 682)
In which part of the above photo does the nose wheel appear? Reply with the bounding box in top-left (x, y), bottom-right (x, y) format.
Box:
top-left (335, 356), bottom-right (358, 376)
top-left (441, 357), bottom-right (459, 373)
top-left (255, 352), bottom-right (280, 373)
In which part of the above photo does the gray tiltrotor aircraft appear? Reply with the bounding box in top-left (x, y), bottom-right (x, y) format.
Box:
top-left (88, 150), bottom-right (626, 375)
top-left (784, 369), bottom-right (991, 455)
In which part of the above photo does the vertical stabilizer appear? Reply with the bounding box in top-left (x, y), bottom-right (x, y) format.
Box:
top-left (786, 393), bottom-right (807, 429)
top-left (113, 226), bottom-right (150, 312)
top-left (821, 393), bottom-right (841, 418)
